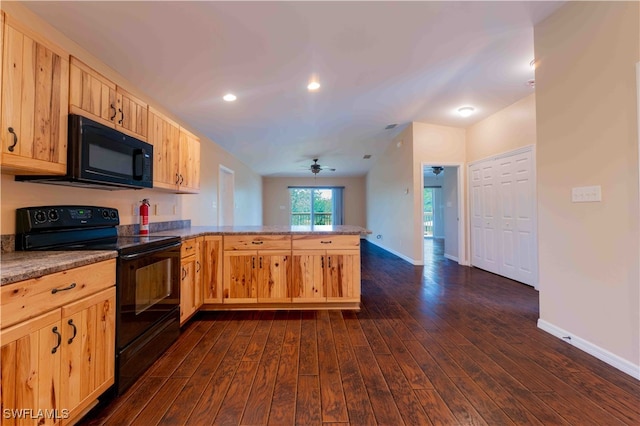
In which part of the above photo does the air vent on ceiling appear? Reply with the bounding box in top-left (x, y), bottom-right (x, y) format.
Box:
top-left (385, 124), bottom-right (397, 130)
top-left (363, 154), bottom-right (372, 159)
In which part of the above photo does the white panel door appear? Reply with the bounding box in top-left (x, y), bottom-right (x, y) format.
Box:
top-left (469, 147), bottom-right (537, 287)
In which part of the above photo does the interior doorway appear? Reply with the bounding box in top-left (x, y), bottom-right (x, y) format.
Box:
top-left (218, 166), bottom-right (234, 226)
top-left (421, 163), bottom-right (465, 264)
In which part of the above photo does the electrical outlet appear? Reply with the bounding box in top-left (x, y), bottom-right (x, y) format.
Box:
top-left (571, 185), bottom-right (602, 203)
top-left (131, 203), bottom-right (139, 216)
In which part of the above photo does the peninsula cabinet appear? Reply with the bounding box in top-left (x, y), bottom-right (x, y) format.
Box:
top-left (222, 235), bottom-right (291, 304)
top-left (1, 14), bottom-right (69, 175)
top-left (0, 259), bottom-right (116, 426)
top-left (69, 57), bottom-right (148, 141)
top-left (201, 235), bottom-right (223, 304)
top-left (292, 235), bottom-right (361, 303)
top-left (180, 237), bottom-right (203, 325)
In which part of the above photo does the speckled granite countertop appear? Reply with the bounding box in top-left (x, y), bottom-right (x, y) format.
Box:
top-left (0, 225), bottom-right (369, 286)
top-left (1, 251), bottom-right (117, 286)
top-left (150, 225), bottom-right (371, 239)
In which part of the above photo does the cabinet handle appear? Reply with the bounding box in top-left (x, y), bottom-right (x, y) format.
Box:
top-left (110, 104), bottom-right (117, 120)
top-left (175, 173), bottom-right (180, 184)
top-left (320, 240), bottom-right (332, 244)
top-left (118, 108), bottom-right (124, 124)
top-left (51, 283), bottom-right (76, 294)
top-left (259, 257), bottom-right (263, 268)
top-left (328, 256), bottom-right (332, 268)
top-left (179, 174), bottom-right (184, 185)
top-left (67, 319), bottom-right (77, 344)
top-left (251, 241), bottom-right (264, 245)
top-left (7, 127), bottom-right (18, 152)
top-left (196, 261), bottom-right (201, 272)
top-left (321, 256), bottom-right (324, 269)
top-left (252, 257), bottom-right (256, 269)
top-left (51, 327), bottom-right (62, 354)
top-left (182, 267), bottom-right (187, 280)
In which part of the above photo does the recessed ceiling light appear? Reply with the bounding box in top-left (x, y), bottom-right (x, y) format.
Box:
top-left (223, 93), bottom-right (237, 102)
top-left (457, 106), bottom-right (475, 117)
top-left (307, 81), bottom-right (321, 91)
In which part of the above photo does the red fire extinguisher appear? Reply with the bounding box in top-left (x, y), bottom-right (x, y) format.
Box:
top-left (140, 199), bottom-right (150, 235)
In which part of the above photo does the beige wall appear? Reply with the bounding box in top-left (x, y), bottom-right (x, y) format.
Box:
top-left (466, 94), bottom-right (537, 163)
top-left (366, 125), bottom-right (416, 261)
top-left (413, 122), bottom-right (466, 262)
top-left (0, 2), bottom-right (262, 234)
top-left (535, 2), bottom-right (639, 370)
top-left (262, 176), bottom-right (366, 226)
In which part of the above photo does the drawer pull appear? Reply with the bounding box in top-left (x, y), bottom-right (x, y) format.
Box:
top-left (7, 127), bottom-right (18, 152)
top-left (67, 319), bottom-right (77, 344)
top-left (320, 240), bottom-right (332, 244)
top-left (251, 241), bottom-right (264, 245)
top-left (51, 326), bottom-right (62, 354)
top-left (51, 283), bottom-right (76, 294)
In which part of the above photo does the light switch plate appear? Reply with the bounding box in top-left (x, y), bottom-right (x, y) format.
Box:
top-left (572, 185), bottom-right (602, 203)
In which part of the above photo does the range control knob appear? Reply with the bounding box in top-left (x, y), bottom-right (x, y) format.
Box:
top-left (34, 210), bottom-right (46, 223)
top-left (48, 210), bottom-right (59, 222)
top-left (110, 210), bottom-right (117, 219)
top-left (102, 210), bottom-right (110, 219)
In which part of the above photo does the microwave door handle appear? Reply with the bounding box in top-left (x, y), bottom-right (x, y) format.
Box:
top-left (133, 149), bottom-right (145, 180)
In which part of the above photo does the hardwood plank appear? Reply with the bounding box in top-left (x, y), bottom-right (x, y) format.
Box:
top-left (352, 345), bottom-right (404, 425)
top-left (295, 375), bottom-right (322, 425)
top-left (298, 311), bottom-right (318, 375)
top-left (130, 377), bottom-right (187, 426)
top-left (316, 311), bottom-right (349, 423)
top-left (414, 389), bottom-right (459, 425)
top-left (328, 311), bottom-right (377, 425)
top-left (100, 376), bottom-right (167, 426)
top-left (341, 310), bottom-right (369, 347)
top-left (213, 361), bottom-right (259, 425)
top-left (171, 313), bottom-right (229, 377)
top-left (242, 311), bottom-right (274, 362)
top-left (268, 341), bottom-right (299, 425)
top-left (451, 376), bottom-right (516, 425)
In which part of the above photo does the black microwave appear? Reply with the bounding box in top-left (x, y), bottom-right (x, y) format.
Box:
top-left (17, 115), bottom-right (153, 190)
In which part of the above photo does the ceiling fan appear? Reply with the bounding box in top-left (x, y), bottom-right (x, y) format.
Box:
top-left (307, 158), bottom-right (336, 175)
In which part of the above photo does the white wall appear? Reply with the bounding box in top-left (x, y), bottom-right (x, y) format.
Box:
top-left (262, 176), bottom-right (366, 226)
top-left (442, 167), bottom-right (459, 260)
top-left (534, 1), bottom-right (639, 376)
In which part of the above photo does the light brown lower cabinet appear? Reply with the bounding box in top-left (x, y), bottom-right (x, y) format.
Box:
top-left (180, 237), bottom-right (203, 325)
top-left (0, 286), bottom-right (115, 426)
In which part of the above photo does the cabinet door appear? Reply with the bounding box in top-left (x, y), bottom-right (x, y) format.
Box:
top-left (148, 107), bottom-right (180, 190)
top-left (223, 251), bottom-right (258, 303)
top-left (115, 87), bottom-right (147, 141)
top-left (1, 310), bottom-right (62, 426)
top-left (202, 236), bottom-right (223, 304)
top-left (257, 251), bottom-right (291, 303)
top-left (1, 18), bottom-right (69, 175)
top-left (325, 250), bottom-right (361, 302)
top-left (60, 288), bottom-right (115, 422)
top-left (69, 57), bottom-right (116, 126)
top-left (194, 237), bottom-right (204, 310)
top-left (178, 128), bottom-right (200, 193)
top-left (180, 257), bottom-right (197, 325)
top-left (291, 250), bottom-right (326, 302)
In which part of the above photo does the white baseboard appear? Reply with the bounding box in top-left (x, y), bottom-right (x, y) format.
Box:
top-left (444, 253), bottom-right (459, 262)
top-left (537, 319), bottom-right (640, 380)
top-left (366, 239), bottom-right (423, 265)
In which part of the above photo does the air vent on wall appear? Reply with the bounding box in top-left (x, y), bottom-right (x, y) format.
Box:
top-left (385, 124), bottom-right (397, 130)
top-left (363, 154), bottom-right (372, 159)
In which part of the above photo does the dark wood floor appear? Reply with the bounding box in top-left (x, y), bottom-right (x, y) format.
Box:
top-left (80, 239), bottom-right (640, 425)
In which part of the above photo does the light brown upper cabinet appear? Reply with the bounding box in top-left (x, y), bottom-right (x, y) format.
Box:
top-left (69, 57), bottom-right (147, 141)
top-left (147, 107), bottom-right (200, 193)
top-left (1, 15), bottom-right (69, 175)
top-left (178, 127), bottom-right (200, 193)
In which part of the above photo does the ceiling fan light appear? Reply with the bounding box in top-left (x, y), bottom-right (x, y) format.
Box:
top-left (457, 106), bottom-right (475, 117)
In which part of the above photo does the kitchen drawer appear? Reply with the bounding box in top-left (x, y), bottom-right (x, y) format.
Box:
top-left (224, 235), bottom-right (291, 251)
top-left (181, 237), bottom-right (199, 258)
top-left (1, 259), bottom-right (116, 329)
top-left (292, 235), bottom-right (360, 250)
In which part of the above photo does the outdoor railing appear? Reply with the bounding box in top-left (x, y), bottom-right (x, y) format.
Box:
top-left (424, 211), bottom-right (433, 236)
top-left (291, 212), bottom-right (332, 226)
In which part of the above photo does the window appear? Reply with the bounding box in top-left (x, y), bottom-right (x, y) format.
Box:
top-left (289, 187), bottom-right (344, 226)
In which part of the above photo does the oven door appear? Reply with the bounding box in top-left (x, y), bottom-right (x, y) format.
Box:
top-left (117, 241), bottom-right (181, 349)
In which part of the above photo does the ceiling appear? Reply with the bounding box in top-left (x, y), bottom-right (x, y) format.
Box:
top-left (24, 1), bottom-right (563, 177)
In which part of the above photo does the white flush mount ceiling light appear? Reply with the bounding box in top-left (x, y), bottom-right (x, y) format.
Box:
top-left (223, 93), bottom-right (237, 102)
top-left (457, 106), bottom-right (475, 117)
top-left (307, 81), bottom-right (321, 91)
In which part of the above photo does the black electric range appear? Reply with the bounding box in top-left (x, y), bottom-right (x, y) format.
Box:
top-left (16, 205), bottom-right (182, 395)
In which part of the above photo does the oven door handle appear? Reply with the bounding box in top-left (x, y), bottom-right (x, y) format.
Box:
top-left (119, 241), bottom-right (182, 261)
